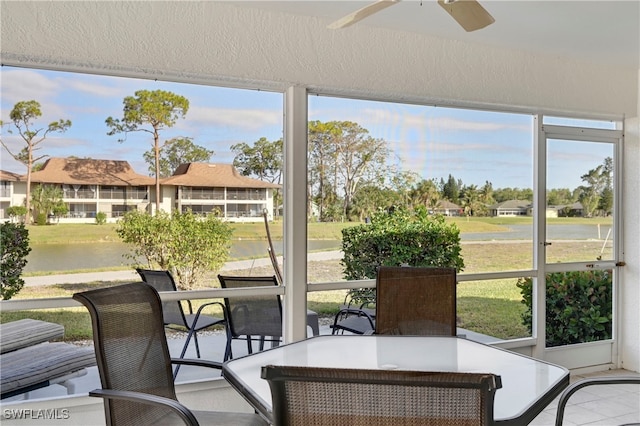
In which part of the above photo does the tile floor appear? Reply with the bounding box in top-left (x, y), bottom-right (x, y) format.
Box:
top-left (530, 369), bottom-right (640, 426)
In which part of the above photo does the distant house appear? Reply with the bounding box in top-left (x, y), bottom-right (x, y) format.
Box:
top-left (490, 199), bottom-right (579, 218)
top-left (162, 163), bottom-right (280, 222)
top-left (551, 202), bottom-right (585, 217)
top-left (489, 200), bottom-right (531, 217)
top-left (431, 200), bottom-right (463, 217)
top-left (0, 159), bottom-right (281, 223)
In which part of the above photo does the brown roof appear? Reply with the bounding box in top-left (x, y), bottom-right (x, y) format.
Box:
top-left (162, 163), bottom-right (280, 189)
top-left (436, 200), bottom-right (461, 210)
top-left (0, 170), bottom-right (23, 181)
top-left (29, 158), bottom-right (155, 186)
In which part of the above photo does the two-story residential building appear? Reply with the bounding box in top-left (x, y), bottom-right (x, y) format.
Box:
top-left (163, 162), bottom-right (280, 222)
top-left (0, 158), bottom-right (279, 223)
top-left (0, 170), bottom-right (24, 220)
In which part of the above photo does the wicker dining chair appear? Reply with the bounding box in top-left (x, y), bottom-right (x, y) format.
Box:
top-left (262, 365), bottom-right (501, 426)
top-left (73, 282), bottom-right (267, 426)
top-left (375, 266), bottom-right (457, 336)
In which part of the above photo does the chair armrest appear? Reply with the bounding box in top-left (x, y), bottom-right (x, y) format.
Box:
top-left (192, 301), bottom-right (226, 325)
top-left (89, 388), bottom-right (198, 426)
top-left (331, 308), bottom-right (376, 329)
top-left (171, 357), bottom-right (223, 370)
top-left (555, 376), bottom-right (640, 426)
top-left (193, 301), bottom-right (225, 316)
top-left (335, 308), bottom-right (376, 320)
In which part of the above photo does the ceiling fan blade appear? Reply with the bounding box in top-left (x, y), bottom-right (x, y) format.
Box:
top-left (328, 0), bottom-right (400, 29)
top-left (437, 0), bottom-right (495, 32)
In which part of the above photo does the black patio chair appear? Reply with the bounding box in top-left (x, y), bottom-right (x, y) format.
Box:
top-left (262, 365), bottom-right (501, 425)
top-left (330, 289), bottom-right (376, 335)
top-left (73, 282), bottom-right (267, 426)
top-left (136, 269), bottom-right (227, 369)
top-left (218, 275), bottom-right (283, 361)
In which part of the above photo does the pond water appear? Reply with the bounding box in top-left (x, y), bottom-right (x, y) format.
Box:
top-left (24, 224), bottom-right (611, 273)
top-left (24, 239), bottom-right (342, 273)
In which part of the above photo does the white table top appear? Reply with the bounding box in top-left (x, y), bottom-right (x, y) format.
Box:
top-left (223, 335), bottom-right (569, 425)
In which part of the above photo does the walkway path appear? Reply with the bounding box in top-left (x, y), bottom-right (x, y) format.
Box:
top-left (23, 250), bottom-right (343, 286)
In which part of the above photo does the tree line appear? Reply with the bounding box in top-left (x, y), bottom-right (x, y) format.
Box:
top-left (1, 91), bottom-right (614, 224)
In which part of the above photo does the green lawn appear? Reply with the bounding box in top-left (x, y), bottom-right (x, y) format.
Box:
top-left (0, 279), bottom-right (528, 341)
top-left (22, 216), bottom-right (612, 245)
top-left (2, 217), bottom-right (611, 341)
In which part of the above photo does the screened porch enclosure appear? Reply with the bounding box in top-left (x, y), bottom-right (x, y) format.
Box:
top-left (0, 1), bottom-right (638, 374)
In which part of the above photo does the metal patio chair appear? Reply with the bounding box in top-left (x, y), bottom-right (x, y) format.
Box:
top-left (218, 275), bottom-right (283, 361)
top-left (330, 289), bottom-right (376, 335)
top-left (136, 269), bottom-right (227, 368)
top-left (73, 282), bottom-right (267, 426)
top-left (262, 365), bottom-right (501, 425)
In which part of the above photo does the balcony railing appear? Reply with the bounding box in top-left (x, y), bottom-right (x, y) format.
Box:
top-left (63, 190), bottom-right (96, 199)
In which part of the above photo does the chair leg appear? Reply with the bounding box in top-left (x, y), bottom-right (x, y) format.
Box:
top-left (223, 327), bottom-right (233, 361)
top-left (246, 335), bottom-right (254, 354)
top-left (180, 329), bottom-right (197, 359)
top-left (192, 332), bottom-right (201, 358)
top-left (173, 329), bottom-right (197, 379)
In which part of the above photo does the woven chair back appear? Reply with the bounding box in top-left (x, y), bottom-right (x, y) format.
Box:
top-left (375, 266), bottom-right (457, 336)
top-left (262, 365), bottom-right (500, 426)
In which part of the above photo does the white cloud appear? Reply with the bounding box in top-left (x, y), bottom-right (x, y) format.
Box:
top-left (185, 106), bottom-right (281, 131)
top-left (361, 108), bottom-right (528, 132)
top-left (1, 69), bottom-right (59, 103)
top-left (1, 69), bottom-right (71, 121)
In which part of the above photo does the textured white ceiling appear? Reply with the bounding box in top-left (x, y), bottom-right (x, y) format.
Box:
top-left (236, 0), bottom-right (640, 68)
top-left (1, 1), bottom-right (636, 117)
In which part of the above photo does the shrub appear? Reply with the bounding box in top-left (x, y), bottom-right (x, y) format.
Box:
top-left (341, 206), bottom-right (465, 281)
top-left (1, 222), bottom-right (32, 300)
top-left (6, 206), bottom-right (27, 222)
top-left (516, 270), bottom-right (612, 347)
top-left (95, 211), bottom-right (107, 225)
top-left (35, 212), bottom-right (47, 226)
top-left (52, 203), bottom-right (69, 222)
top-left (117, 210), bottom-right (233, 290)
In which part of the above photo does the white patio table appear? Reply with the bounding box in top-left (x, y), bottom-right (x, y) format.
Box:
top-left (222, 335), bottom-right (569, 425)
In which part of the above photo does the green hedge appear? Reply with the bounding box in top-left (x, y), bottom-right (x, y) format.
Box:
top-left (1, 222), bottom-right (32, 300)
top-left (341, 206), bottom-right (464, 281)
top-left (517, 270), bottom-right (612, 347)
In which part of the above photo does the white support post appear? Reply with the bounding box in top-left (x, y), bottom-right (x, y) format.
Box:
top-left (282, 86), bottom-right (308, 343)
top-left (533, 114), bottom-right (546, 360)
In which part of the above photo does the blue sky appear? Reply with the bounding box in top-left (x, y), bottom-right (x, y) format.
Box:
top-left (1, 67), bottom-right (613, 190)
